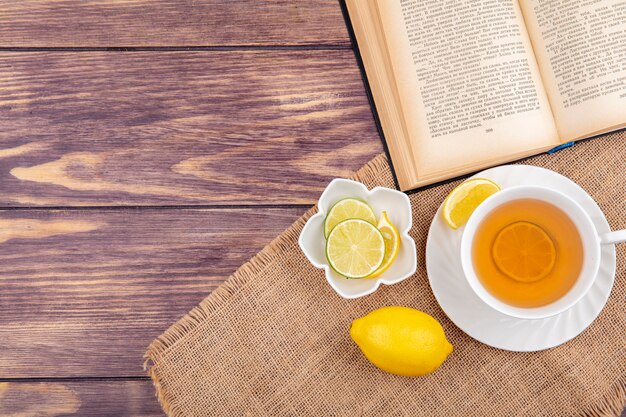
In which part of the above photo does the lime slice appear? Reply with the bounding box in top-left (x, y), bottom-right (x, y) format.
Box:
top-left (324, 198), bottom-right (376, 238)
top-left (326, 219), bottom-right (385, 279)
top-left (442, 178), bottom-right (500, 229)
top-left (368, 211), bottom-right (401, 278)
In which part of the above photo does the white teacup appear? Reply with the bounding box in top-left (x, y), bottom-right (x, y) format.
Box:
top-left (460, 185), bottom-right (625, 320)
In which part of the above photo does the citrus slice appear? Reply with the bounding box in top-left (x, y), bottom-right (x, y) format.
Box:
top-left (368, 211), bottom-right (400, 278)
top-left (326, 219), bottom-right (385, 279)
top-left (442, 178), bottom-right (500, 229)
top-left (324, 198), bottom-right (376, 238)
top-left (492, 221), bottom-right (556, 282)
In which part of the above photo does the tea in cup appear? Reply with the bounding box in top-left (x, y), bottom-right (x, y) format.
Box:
top-left (461, 186), bottom-right (624, 319)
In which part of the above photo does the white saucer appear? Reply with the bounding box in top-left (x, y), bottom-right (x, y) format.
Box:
top-left (426, 165), bottom-right (616, 351)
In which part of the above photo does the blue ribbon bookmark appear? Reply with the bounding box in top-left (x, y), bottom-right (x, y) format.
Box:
top-left (547, 141), bottom-right (575, 154)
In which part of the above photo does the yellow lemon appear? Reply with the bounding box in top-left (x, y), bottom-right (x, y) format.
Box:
top-left (350, 306), bottom-right (453, 376)
top-left (367, 211), bottom-right (400, 278)
top-left (442, 178), bottom-right (500, 229)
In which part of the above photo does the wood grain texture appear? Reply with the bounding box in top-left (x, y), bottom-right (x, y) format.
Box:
top-left (0, 51), bottom-right (382, 207)
top-left (0, 380), bottom-right (163, 416)
top-left (0, 1), bottom-right (349, 47)
top-left (0, 208), bottom-right (304, 377)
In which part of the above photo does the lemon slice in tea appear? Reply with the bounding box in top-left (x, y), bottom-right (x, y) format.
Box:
top-left (442, 178), bottom-right (500, 229)
top-left (326, 219), bottom-right (385, 279)
top-left (492, 221), bottom-right (556, 282)
top-left (368, 211), bottom-right (400, 278)
top-left (324, 198), bottom-right (376, 238)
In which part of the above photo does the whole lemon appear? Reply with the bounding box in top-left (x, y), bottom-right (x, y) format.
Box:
top-left (350, 306), bottom-right (453, 376)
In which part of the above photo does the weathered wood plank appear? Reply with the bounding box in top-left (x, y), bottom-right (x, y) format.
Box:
top-left (0, 1), bottom-right (349, 47)
top-left (0, 380), bottom-right (623, 417)
top-left (0, 51), bottom-right (382, 207)
top-left (0, 380), bottom-right (163, 416)
top-left (0, 208), bottom-right (304, 377)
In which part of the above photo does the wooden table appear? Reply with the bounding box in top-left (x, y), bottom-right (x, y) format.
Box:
top-left (0, 1), bottom-right (381, 415)
top-left (0, 2), bottom-right (623, 416)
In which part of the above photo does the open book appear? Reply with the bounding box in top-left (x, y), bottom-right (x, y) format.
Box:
top-left (346, 0), bottom-right (626, 190)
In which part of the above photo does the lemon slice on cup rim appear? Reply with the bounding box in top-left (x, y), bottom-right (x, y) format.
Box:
top-left (442, 178), bottom-right (500, 229)
top-left (326, 218), bottom-right (385, 279)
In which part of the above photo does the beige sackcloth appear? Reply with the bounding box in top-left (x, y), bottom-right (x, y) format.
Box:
top-left (146, 132), bottom-right (625, 416)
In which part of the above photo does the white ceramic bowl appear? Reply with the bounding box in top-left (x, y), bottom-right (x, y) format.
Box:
top-left (299, 178), bottom-right (417, 299)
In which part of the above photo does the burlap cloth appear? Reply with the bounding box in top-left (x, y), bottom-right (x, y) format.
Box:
top-left (146, 132), bottom-right (625, 416)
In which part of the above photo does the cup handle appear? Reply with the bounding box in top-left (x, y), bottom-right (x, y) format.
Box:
top-left (599, 229), bottom-right (626, 245)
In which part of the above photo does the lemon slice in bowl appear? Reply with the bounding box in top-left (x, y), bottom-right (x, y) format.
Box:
top-left (442, 178), bottom-right (500, 229)
top-left (324, 198), bottom-right (376, 238)
top-left (368, 211), bottom-right (400, 278)
top-left (326, 219), bottom-right (385, 279)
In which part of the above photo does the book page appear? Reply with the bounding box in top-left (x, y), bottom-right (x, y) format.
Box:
top-left (345, 0), bottom-right (422, 184)
top-left (374, 0), bottom-right (559, 181)
top-left (520, 0), bottom-right (626, 140)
